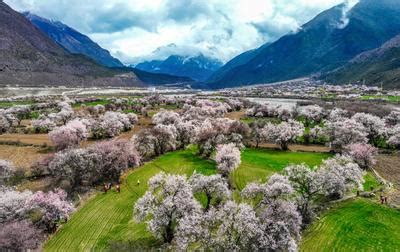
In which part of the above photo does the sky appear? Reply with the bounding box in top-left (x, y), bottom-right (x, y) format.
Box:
top-left (6, 0), bottom-right (354, 64)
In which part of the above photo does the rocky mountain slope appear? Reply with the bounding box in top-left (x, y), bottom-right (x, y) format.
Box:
top-left (323, 34), bottom-right (400, 88)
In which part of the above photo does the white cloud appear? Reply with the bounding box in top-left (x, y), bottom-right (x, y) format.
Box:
top-left (5, 0), bottom-right (350, 64)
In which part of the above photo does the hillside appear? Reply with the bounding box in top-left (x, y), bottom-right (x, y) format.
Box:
top-left (0, 1), bottom-right (141, 87)
top-left (135, 54), bottom-right (222, 81)
top-left (323, 34), bottom-right (400, 88)
top-left (23, 12), bottom-right (124, 68)
top-left (208, 0), bottom-right (400, 88)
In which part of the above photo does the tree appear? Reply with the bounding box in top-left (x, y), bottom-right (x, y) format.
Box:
top-left (385, 111), bottom-right (400, 126)
top-left (48, 148), bottom-right (100, 192)
top-left (325, 118), bottom-right (368, 152)
top-left (352, 113), bottom-right (385, 144)
top-left (49, 119), bottom-right (88, 150)
top-left (344, 143), bottom-right (377, 169)
top-left (0, 159), bottom-right (14, 183)
top-left (26, 189), bottom-right (74, 232)
top-left (175, 120), bottom-right (196, 148)
top-left (31, 118), bottom-right (56, 133)
top-left (299, 105), bottom-right (324, 126)
top-left (0, 220), bottom-right (42, 251)
top-left (284, 164), bottom-right (323, 224)
top-left (0, 188), bottom-right (32, 223)
top-left (152, 110), bottom-right (181, 125)
top-left (318, 155), bottom-right (364, 199)
top-left (328, 108), bottom-right (349, 122)
top-left (175, 201), bottom-right (262, 251)
top-left (263, 120), bottom-right (304, 150)
top-left (215, 143), bottom-right (241, 182)
top-left (92, 111), bottom-right (133, 138)
top-left (151, 124), bottom-right (178, 155)
top-left (241, 175), bottom-right (301, 251)
top-left (387, 124), bottom-right (400, 148)
top-left (126, 113), bottom-right (139, 125)
top-left (189, 173), bottom-right (231, 210)
top-left (134, 173), bottom-right (201, 244)
top-left (88, 140), bottom-right (141, 183)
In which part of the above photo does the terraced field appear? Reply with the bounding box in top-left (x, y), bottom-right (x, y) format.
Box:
top-left (301, 199), bottom-right (400, 251)
top-left (45, 147), bottom-right (330, 251)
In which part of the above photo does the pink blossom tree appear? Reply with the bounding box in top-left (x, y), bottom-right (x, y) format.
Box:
top-left (175, 120), bottom-right (196, 148)
top-left (0, 220), bottom-right (43, 251)
top-left (26, 189), bottom-right (74, 232)
top-left (344, 143), bottom-right (378, 169)
top-left (49, 119), bottom-right (88, 150)
top-left (31, 118), bottom-right (56, 133)
top-left (88, 140), bottom-right (141, 183)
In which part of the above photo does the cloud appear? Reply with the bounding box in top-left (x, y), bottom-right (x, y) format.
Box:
top-left (338, 0), bottom-right (359, 29)
top-left (5, 0), bottom-right (350, 64)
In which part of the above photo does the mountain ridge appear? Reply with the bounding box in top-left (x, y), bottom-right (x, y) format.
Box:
top-left (23, 12), bottom-right (124, 68)
top-left (207, 0), bottom-right (400, 89)
top-left (135, 54), bottom-right (223, 81)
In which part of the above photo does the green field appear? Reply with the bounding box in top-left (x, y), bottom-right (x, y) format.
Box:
top-left (301, 199), bottom-right (400, 251)
top-left (233, 148), bottom-right (332, 190)
top-left (45, 147), bottom-right (330, 251)
top-left (361, 95), bottom-right (400, 103)
top-left (0, 100), bottom-right (36, 108)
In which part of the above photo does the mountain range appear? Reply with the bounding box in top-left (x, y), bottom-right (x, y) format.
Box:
top-left (23, 12), bottom-right (124, 68)
top-left (208, 0), bottom-right (400, 88)
top-left (135, 54), bottom-right (223, 81)
top-left (0, 1), bottom-right (191, 87)
top-left (2, 0), bottom-right (400, 89)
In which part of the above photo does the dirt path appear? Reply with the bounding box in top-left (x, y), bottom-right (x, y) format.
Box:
top-left (0, 145), bottom-right (46, 171)
top-left (0, 133), bottom-right (51, 146)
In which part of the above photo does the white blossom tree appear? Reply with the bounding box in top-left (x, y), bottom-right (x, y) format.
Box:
top-left (189, 173), bottom-right (231, 210)
top-left (284, 164), bottom-right (323, 224)
top-left (134, 173), bottom-right (201, 244)
top-left (325, 118), bottom-right (368, 152)
top-left (352, 113), bottom-right (385, 144)
top-left (215, 143), bottom-right (241, 183)
top-left (318, 155), bottom-right (364, 199)
top-left (262, 120), bottom-right (304, 150)
top-left (0, 187), bottom-right (32, 223)
top-left (0, 160), bottom-right (14, 183)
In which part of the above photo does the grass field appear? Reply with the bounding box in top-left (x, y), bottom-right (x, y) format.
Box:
top-left (361, 95), bottom-right (400, 103)
top-left (300, 199), bottom-right (400, 251)
top-left (45, 147), bottom-right (330, 251)
top-left (233, 148), bottom-right (332, 190)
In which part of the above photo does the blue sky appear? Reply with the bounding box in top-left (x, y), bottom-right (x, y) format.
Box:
top-left (6, 0), bottom-right (356, 64)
